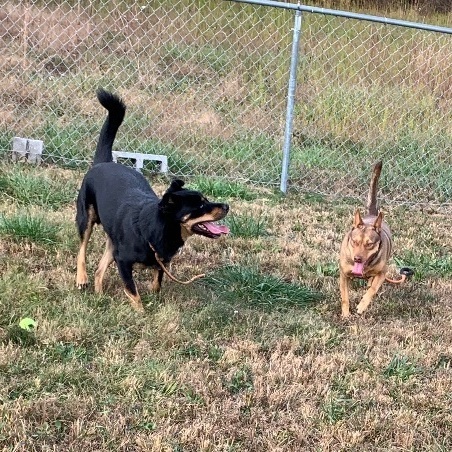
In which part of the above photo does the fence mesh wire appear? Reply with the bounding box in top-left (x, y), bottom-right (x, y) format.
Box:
top-left (1, 0), bottom-right (451, 209)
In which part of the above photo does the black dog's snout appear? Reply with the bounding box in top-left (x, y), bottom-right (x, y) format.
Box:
top-left (222, 203), bottom-right (229, 213)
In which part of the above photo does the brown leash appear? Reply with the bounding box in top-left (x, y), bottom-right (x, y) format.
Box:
top-left (149, 243), bottom-right (205, 285)
top-left (385, 267), bottom-right (414, 285)
top-left (385, 274), bottom-right (406, 284)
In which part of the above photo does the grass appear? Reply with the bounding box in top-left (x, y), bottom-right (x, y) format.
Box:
top-left (0, 212), bottom-right (61, 245)
top-left (395, 251), bottom-right (452, 279)
top-left (202, 265), bottom-right (321, 310)
top-left (226, 213), bottom-right (270, 238)
top-left (0, 161), bottom-right (451, 449)
top-left (383, 354), bottom-right (420, 381)
top-left (0, 164), bottom-right (77, 208)
top-left (1, 0), bottom-right (452, 448)
top-left (192, 176), bottom-right (257, 201)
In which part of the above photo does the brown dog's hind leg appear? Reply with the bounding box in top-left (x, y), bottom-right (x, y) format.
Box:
top-left (339, 272), bottom-right (351, 318)
top-left (76, 212), bottom-right (95, 289)
top-left (94, 237), bottom-right (114, 294)
top-left (356, 272), bottom-right (386, 315)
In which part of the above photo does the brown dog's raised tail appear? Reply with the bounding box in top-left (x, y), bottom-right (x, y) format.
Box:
top-left (367, 161), bottom-right (383, 216)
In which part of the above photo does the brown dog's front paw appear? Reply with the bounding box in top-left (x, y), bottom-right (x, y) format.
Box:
top-left (341, 309), bottom-right (351, 319)
top-left (356, 302), bottom-right (368, 315)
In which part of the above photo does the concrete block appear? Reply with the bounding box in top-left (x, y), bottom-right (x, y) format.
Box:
top-left (112, 151), bottom-right (168, 173)
top-left (12, 137), bottom-right (28, 162)
top-left (12, 137), bottom-right (44, 164)
top-left (27, 139), bottom-right (44, 164)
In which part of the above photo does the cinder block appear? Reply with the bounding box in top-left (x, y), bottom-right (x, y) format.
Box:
top-left (27, 139), bottom-right (44, 164)
top-left (11, 137), bottom-right (44, 165)
top-left (12, 137), bottom-right (28, 162)
top-left (112, 151), bottom-right (168, 173)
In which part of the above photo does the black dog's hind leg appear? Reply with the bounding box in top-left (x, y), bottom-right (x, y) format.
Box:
top-left (149, 268), bottom-right (164, 293)
top-left (116, 259), bottom-right (145, 312)
top-left (76, 206), bottom-right (96, 289)
top-left (94, 237), bottom-right (115, 294)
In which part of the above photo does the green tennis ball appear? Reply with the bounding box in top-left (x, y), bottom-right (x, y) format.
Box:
top-left (19, 317), bottom-right (36, 331)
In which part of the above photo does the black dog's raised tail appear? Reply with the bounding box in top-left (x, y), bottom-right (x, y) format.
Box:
top-left (367, 160), bottom-right (383, 216)
top-left (93, 89), bottom-right (126, 165)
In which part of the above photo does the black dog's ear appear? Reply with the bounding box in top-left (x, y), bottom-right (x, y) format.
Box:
top-left (166, 179), bottom-right (185, 194)
top-left (159, 192), bottom-right (175, 212)
top-left (159, 179), bottom-right (185, 213)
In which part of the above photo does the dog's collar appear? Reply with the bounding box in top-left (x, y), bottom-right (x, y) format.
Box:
top-left (365, 240), bottom-right (382, 268)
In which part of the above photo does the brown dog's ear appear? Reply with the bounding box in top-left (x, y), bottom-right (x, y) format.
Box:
top-left (353, 209), bottom-right (363, 228)
top-left (373, 211), bottom-right (383, 232)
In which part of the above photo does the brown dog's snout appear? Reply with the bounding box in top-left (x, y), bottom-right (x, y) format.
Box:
top-left (354, 256), bottom-right (363, 263)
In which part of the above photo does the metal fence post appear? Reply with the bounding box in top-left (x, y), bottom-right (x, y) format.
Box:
top-left (280, 7), bottom-right (302, 194)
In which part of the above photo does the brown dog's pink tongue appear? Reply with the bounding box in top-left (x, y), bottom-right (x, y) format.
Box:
top-left (204, 222), bottom-right (229, 235)
top-left (352, 262), bottom-right (364, 276)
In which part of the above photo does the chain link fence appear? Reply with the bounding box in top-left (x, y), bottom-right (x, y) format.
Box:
top-left (1, 0), bottom-right (451, 209)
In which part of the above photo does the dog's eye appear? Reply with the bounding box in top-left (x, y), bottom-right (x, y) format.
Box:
top-left (365, 242), bottom-right (374, 248)
top-left (199, 203), bottom-right (204, 209)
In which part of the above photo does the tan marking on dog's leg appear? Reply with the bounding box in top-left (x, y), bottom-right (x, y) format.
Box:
top-left (124, 288), bottom-right (145, 313)
top-left (94, 237), bottom-right (114, 294)
top-left (339, 273), bottom-right (351, 318)
top-left (148, 268), bottom-right (162, 293)
top-left (76, 214), bottom-right (95, 289)
top-left (356, 272), bottom-right (386, 315)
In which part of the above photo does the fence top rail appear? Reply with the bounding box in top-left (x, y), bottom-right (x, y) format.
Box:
top-left (228, 0), bottom-right (452, 35)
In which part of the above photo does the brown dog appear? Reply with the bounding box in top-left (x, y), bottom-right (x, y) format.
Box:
top-left (339, 161), bottom-right (392, 317)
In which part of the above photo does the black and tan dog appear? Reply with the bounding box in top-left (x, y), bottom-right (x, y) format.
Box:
top-left (76, 89), bottom-right (229, 311)
top-left (339, 161), bottom-right (394, 317)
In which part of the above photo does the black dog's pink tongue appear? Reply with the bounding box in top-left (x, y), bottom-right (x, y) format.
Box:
top-left (204, 222), bottom-right (229, 235)
top-left (352, 262), bottom-right (364, 276)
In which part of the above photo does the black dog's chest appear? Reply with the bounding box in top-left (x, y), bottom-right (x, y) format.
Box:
top-left (135, 244), bottom-right (157, 267)
top-left (115, 237), bottom-right (179, 269)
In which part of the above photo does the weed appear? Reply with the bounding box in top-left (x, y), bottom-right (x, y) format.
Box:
top-left (224, 365), bottom-right (254, 395)
top-left (193, 176), bottom-right (256, 201)
top-left (3, 326), bottom-right (37, 347)
top-left (0, 212), bottom-right (60, 245)
top-left (323, 394), bottom-right (358, 424)
top-left (395, 252), bottom-right (452, 279)
top-left (0, 166), bottom-right (76, 208)
top-left (315, 262), bottom-right (339, 277)
top-left (202, 265), bottom-right (321, 310)
top-left (226, 213), bottom-right (269, 238)
top-left (383, 354), bottom-right (420, 381)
